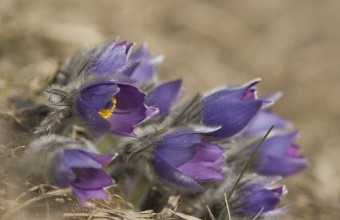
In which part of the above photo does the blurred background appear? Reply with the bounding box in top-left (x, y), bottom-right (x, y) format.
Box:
top-left (0, 0), bottom-right (339, 219)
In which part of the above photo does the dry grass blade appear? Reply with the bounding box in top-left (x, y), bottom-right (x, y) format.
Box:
top-left (1, 188), bottom-right (71, 220)
top-left (205, 203), bottom-right (215, 220)
top-left (224, 191), bottom-right (231, 220)
top-left (73, 208), bottom-right (158, 220)
top-left (169, 210), bottom-right (201, 220)
top-left (252, 208), bottom-right (264, 220)
top-left (161, 195), bottom-right (180, 215)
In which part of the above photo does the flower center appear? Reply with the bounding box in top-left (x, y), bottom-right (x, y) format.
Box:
top-left (98, 97), bottom-right (117, 119)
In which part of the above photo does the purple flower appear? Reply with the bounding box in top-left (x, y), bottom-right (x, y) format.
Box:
top-left (152, 129), bottom-right (224, 191)
top-left (253, 132), bottom-right (309, 176)
top-left (146, 79), bottom-right (182, 114)
top-left (231, 179), bottom-right (286, 216)
top-left (91, 39), bottom-right (163, 83)
top-left (76, 80), bottom-right (156, 136)
top-left (129, 43), bottom-right (164, 83)
top-left (199, 79), bottom-right (263, 138)
top-left (49, 149), bottom-right (116, 204)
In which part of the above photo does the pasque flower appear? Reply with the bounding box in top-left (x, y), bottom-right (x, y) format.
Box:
top-left (24, 135), bottom-right (116, 204)
top-left (91, 38), bottom-right (163, 83)
top-left (252, 132), bottom-right (309, 176)
top-left (49, 148), bottom-right (116, 204)
top-left (231, 178), bottom-right (287, 217)
top-left (76, 80), bottom-right (156, 136)
top-left (198, 79), bottom-right (263, 138)
top-left (152, 129), bottom-right (224, 191)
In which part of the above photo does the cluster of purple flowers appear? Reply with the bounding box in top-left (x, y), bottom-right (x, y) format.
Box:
top-left (22, 37), bottom-right (308, 219)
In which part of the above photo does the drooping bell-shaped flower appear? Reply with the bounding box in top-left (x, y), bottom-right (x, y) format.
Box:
top-left (24, 135), bottom-right (117, 204)
top-left (76, 80), bottom-right (156, 136)
top-left (252, 132), bottom-right (309, 176)
top-left (230, 178), bottom-right (288, 217)
top-left (49, 148), bottom-right (116, 204)
top-left (146, 79), bottom-right (182, 114)
top-left (152, 129), bottom-right (224, 191)
top-left (198, 79), bottom-right (263, 138)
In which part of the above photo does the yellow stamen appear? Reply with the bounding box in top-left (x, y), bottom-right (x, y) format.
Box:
top-left (98, 97), bottom-right (117, 119)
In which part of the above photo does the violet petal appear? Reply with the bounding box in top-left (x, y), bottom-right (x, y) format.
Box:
top-left (235, 187), bottom-right (282, 215)
top-left (76, 99), bottom-right (111, 134)
top-left (156, 132), bottom-right (200, 167)
top-left (188, 140), bottom-right (224, 162)
top-left (177, 141), bottom-right (224, 180)
top-left (177, 161), bottom-right (224, 180)
top-left (146, 79), bottom-right (182, 114)
top-left (50, 151), bottom-right (76, 188)
top-left (152, 152), bottom-right (204, 191)
top-left (94, 40), bottom-right (128, 74)
top-left (257, 155), bottom-right (309, 176)
top-left (203, 100), bottom-right (263, 138)
top-left (259, 132), bottom-right (299, 156)
top-left (245, 110), bottom-right (291, 134)
top-left (115, 84), bottom-right (146, 110)
top-left (129, 43), bottom-right (150, 61)
top-left (72, 168), bottom-right (113, 190)
top-left (63, 149), bottom-right (116, 168)
top-left (203, 79), bottom-right (260, 104)
top-left (79, 82), bottom-right (119, 111)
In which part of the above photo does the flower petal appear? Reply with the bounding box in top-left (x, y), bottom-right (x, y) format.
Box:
top-left (177, 141), bottom-right (224, 180)
top-left (50, 151), bottom-right (76, 188)
top-left (72, 168), bottom-right (113, 190)
top-left (79, 82), bottom-right (119, 111)
top-left (104, 84), bottom-right (151, 135)
top-left (237, 177), bottom-right (282, 194)
top-left (188, 141), bottom-right (224, 162)
top-left (234, 187), bottom-right (282, 215)
top-left (203, 100), bottom-right (263, 138)
top-left (245, 110), bottom-right (291, 134)
top-left (63, 149), bottom-right (116, 168)
top-left (152, 152), bottom-right (203, 191)
top-left (129, 43), bottom-right (150, 61)
top-left (146, 79), bottom-right (182, 114)
top-left (94, 40), bottom-right (129, 74)
top-left (63, 149), bottom-right (102, 168)
top-left (203, 79), bottom-right (261, 104)
top-left (76, 99), bottom-right (111, 134)
top-left (108, 105), bottom-right (149, 136)
top-left (129, 43), bottom-right (164, 82)
top-left (115, 84), bottom-right (146, 110)
top-left (120, 61), bottom-right (140, 78)
top-left (107, 114), bottom-right (136, 136)
top-left (259, 132), bottom-right (299, 155)
top-left (130, 61), bottom-right (155, 82)
top-left (178, 161), bottom-right (224, 180)
top-left (256, 155), bottom-right (309, 176)
top-left (156, 132), bottom-right (200, 167)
